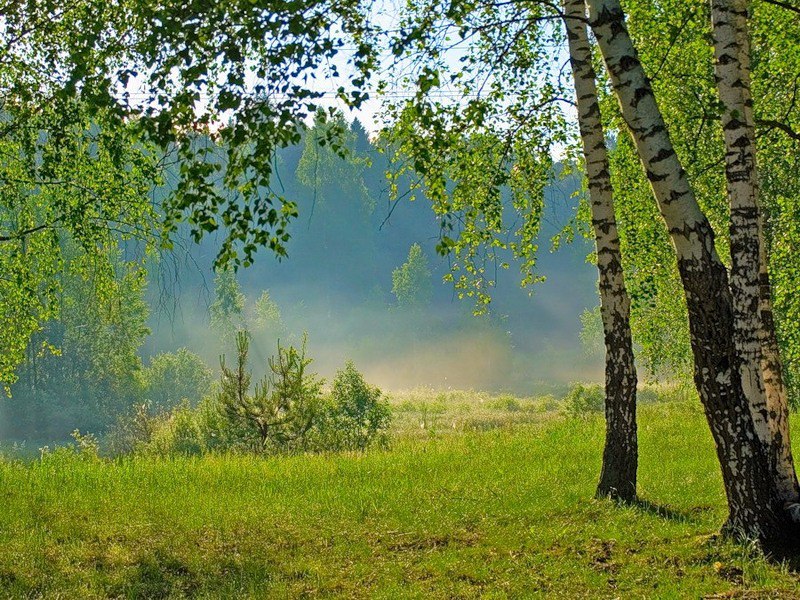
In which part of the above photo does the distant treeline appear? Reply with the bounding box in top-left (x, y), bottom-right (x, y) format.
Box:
top-left (1, 116), bottom-right (598, 444)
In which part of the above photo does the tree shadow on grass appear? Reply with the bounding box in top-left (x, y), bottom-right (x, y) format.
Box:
top-left (112, 550), bottom-right (200, 599)
top-left (761, 529), bottom-right (800, 568)
top-left (628, 497), bottom-right (708, 524)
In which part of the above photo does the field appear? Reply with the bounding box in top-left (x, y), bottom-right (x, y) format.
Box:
top-left (1, 391), bottom-right (800, 598)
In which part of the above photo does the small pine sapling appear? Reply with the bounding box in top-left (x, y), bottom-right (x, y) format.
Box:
top-left (218, 331), bottom-right (322, 452)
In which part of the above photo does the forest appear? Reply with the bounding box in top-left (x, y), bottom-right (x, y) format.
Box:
top-left (1, 0), bottom-right (800, 597)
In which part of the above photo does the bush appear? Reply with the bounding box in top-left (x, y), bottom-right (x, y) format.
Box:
top-left (562, 383), bottom-right (604, 418)
top-left (315, 361), bottom-right (391, 451)
top-left (39, 429), bottom-right (101, 466)
top-left (108, 344), bottom-right (392, 457)
top-left (637, 385), bottom-right (665, 405)
top-left (105, 403), bottom-right (154, 456)
top-left (488, 395), bottom-right (523, 412)
top-left (537, 395), bottom-right (560, 413)
top-left (168, 402), bottom-right (205, 456)
top-left (139, 349), bottom-right (212, 413)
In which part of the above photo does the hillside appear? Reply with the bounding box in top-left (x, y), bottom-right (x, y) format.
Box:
top-left (144, 121), bottom-right (600, 394)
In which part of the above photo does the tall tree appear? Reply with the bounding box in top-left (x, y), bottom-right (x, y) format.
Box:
top-left (392, 243), bottom-right (433, 310)
top-left (209, 268), bottom-right (246, 337)
top-left (586, 0), bottom-right (788, 541)
top-left (385, 0), bottom-right (643, 502)
top-left (563, 0), bottom-right (637, 503)
top-left (709, 0), bottom-right (800, 506)
top-left (1, 0), bottom-right (376, 384)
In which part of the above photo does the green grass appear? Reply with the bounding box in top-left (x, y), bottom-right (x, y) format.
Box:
top-left (1, 399), bottom-right (800, 598)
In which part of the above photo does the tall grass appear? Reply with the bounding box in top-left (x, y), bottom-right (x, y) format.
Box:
top-left (0, 398), bottom-right (798, 597)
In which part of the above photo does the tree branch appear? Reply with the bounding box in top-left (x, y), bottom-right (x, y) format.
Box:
top-left (757, 118), bottom-right (800, 141)
top-left (761, 0), bottom-right (800, 16)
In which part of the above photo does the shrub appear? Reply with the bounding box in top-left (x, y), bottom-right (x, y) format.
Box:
top-left (169, 402), bottom-right (205, 456)
top-left (562, 383), bottom-right (605, 418)
top-left (637, 385), bottom-right (665, 405)
top-left (70, 429), bottom-right (101, 461)
top-left (537, 395), bottom-right (560, 413)
top-left (105, 403), bottom-right (155, 456)
top-left (39, 429), bottom-right (101, 466)
top-left (194, 393), bottom-right (251, 453)
top-left (316, 361), bottom-right (391, 451)
top-left (139, 349), bottom-right (212, 413)
top-left (489, 395), bottom-right (523, 412)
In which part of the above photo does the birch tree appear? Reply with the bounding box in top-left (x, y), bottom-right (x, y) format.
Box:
top-left (586, 0), bottom-right (789, 542)
top-left (563, 0), bottom-right (637, 502)
top-left (709, 0), bottom-right (800, 506)
top-left (605, 0), bottom-right (800, 409)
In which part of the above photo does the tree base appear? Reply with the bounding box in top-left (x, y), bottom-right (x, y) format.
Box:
top-left (595, 482), bottom-right (637, 504)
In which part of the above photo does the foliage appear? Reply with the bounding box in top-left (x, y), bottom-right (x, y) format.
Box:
top-left (105, 403), bottom-right (154, 456)
top-left (3, 0), bottom-right (377, 269)
top-left (595, 0), bottom-right (800, 393)
top-left (209, 268), bottom-right (246, 337)
top-left (579, 305), bottom-right (605, 357)
top-left (148, 401), bottom-right (206, 457)
top-left (293, 112), bottom-right (381, 296)
top-left (0, 104), bottom-right (158, 388)
top-left (69, 429), bottom-right (101, 461)
top-left (139, 349), bottom-right (213, 414)
top-left (39, 429), bottom-right (101, 464)
top-left (3, 247), bottom-right (151, 439)
top-left (383, 1), bottom-right (568, 312)
top-left (0, 0), bottom-right (376, 386)
top-left (296, 112), bottom-right (375, 214)
top-left (317, 361), bottom-right (391, 451)
top-left (252, 291), bottom-right (285, 336)
top-left (391, 243), bottom-right (433, 309)
top-left (488, 395), bottom-right (524, 412)
top-left (111, 352), bottom-right (392, 456)
top-left (217, 332), bottom-right (323, 452)
top-left (562, 383), bottom-right (604, 418)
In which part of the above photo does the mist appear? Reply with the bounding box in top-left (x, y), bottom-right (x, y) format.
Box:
top-left (1, 117), bottom-right (603, 444)
top-left (144, 168), bottom-right (602, 396)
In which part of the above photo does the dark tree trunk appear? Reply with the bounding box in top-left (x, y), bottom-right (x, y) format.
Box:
top-left (596, 310), bottom-right (638, 502)
top-left (563, 0), bottom-right (638, 503)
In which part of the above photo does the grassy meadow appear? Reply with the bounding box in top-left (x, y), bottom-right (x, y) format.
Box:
top-left (1, 390), bottom-right (800, 598)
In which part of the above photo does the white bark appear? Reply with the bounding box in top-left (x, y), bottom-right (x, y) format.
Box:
top-left (711, 0), bottom-right (799, 505)
top-left (563, 0), bottom-right (638, 502)
top-left (585, 0), bottom-right (785, 541)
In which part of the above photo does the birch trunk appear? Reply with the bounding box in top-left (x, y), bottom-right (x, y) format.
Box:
top-left (710, 0), bottom-right (800, 507)
top-left (564, 0), bottom-right (638, 503)
top-left (586, 0), bottom-right (787, 543)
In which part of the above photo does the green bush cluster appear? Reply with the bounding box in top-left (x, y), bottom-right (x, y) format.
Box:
top-left (562, 383), bottom-right (605, 418)
top-left (107, 333), bottom-right (391, 457)
top-left (138, 349), bottom-right (213, 414)
top-left (315, 361), bottom-right (391, 451)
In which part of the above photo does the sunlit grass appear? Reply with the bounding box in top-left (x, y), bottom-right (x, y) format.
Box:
top-left (0, 397), bottom-right (799, 597)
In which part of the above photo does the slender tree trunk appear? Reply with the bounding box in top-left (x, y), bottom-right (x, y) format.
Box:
top-left (586, 0), bottom-right (788, 543)
top-left (711, 0), bottom-right (771, 456)
top-left (710, 0), bottom-right (800, 507)
top-left (564, 0), bottom-right (638, 503)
